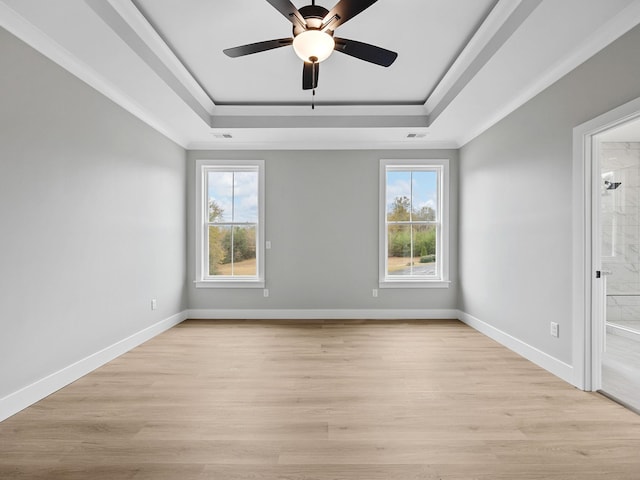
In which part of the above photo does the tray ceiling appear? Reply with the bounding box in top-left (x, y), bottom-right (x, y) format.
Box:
top-left (132, 0), bottom-right (497, 105)
top-left (1, 0), bottom-right (640, 149)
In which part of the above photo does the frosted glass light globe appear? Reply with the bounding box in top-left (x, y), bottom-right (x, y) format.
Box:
top-left (293, 30), bottom-right (335, 63)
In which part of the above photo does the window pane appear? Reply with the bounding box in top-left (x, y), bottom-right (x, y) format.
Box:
top-left (411, 171), bottom-right (438, 221)
top-left (386, 171), bottom-right (411, 221)
top-left (208, 225), bottom-right (228, 275)
top-left (232, 171), bottom-right (259, 223)
top-left (381, 161), bottom-right (446, 284)
top-left (207, 171), bottom-right (232, 223)
top-left (198, 161), bottom-right (264, 285)
top-left (387, 224), bottom-right (413, 275)
top-left (210, 225), bottom-right (257, 277)
top-left (412, 224), bottom-right (437, 277)
top-left (387, 224), bottom-right (437, 277)
top-left (232, 225), bottom-right (257, 275)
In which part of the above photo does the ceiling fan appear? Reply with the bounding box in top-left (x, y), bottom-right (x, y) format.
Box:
top-left (223, 0), bottom-right (397, 94)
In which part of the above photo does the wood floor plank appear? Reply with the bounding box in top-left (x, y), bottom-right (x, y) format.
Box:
top-left (1, 319), bottom-right (640, 479)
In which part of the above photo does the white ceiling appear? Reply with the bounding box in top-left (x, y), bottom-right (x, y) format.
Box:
top-left (2, 0), bottom-right (640, 150)
top-left (133, 0), bottom-right (497, 105)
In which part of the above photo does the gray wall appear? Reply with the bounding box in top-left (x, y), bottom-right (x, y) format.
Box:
top-left (187, 150), bottom-right (458, 311)
top-left (0, 28), bottom-right (187, 398)
top-left (459, 24), bottom-right (640, 364)
top-left (6, 13), bottom-right (640, 404)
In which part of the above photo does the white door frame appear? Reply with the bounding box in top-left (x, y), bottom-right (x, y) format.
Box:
top-left (572, 96), bottom-right (640, 391)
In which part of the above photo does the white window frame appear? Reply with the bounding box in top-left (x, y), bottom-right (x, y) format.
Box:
top-left (379, 158), bottom-right (450, 288)
top-left (195, 159), bottom-right (265, 288)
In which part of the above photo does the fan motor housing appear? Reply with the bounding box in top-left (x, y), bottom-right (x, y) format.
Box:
top-left (293, 5), bottom-right (331, 36)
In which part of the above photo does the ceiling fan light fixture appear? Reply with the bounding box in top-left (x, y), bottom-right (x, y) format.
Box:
top-left (293, 29), bottom-right (335, 63)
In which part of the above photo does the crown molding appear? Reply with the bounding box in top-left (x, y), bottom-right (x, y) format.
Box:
top-left (105, 0), bottom-right (215, 112)
top-left (87, 0), bottom-right (214, 124)
top-left (457, 0), bottom-right (640, 147)
top-left (425, 0), bottom-right (522, 114)
top-left (0, 0), bottom-right (189, 148)
top-left (187, 139), bottom-right (459, 151)
top-left (426, 0), bottom-right (543, 124)
top-left (210, 114), bottom-right (429, 129)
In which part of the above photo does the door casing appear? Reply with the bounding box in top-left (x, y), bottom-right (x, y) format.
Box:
top-left (572, 96), bottom-right (640, 391)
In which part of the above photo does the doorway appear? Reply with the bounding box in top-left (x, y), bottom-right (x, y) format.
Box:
top-left (573, 96), bottom-right (640, 411)
top-left (595, 119), bottom-right (640, 412)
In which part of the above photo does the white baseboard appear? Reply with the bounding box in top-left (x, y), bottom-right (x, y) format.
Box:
top-left (0, 310), bottom-right (188, 422)
top-left (187, 308), bottom-right (460, 320)
top-left (1, 308), bottom-right (579, 423)
top-left (457, 310), bottom-right (576, 386)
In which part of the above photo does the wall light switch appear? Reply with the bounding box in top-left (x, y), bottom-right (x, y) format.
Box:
top-left (372, 289), bottom-right (378, 298)
top-left (550, 322), bottom-right (559, 337)
top-left (151, 298), bottom-right (157, 310)
top-left (266, 241), bottom-right (271, 249)
top-left (263, 289), bottom-right (269, 297)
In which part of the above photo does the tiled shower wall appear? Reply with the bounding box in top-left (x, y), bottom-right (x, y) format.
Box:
top-left (602, 142), bottom-right (640, 330)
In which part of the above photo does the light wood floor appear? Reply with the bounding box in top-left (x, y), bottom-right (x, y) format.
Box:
top-left (2, 319), bottom-right (640, 479)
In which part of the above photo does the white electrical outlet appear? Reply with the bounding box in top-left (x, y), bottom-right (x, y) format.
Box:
top-left (263, 289), bottom-right (269, 297)
top-left (151, 298), bottom-right (157, 310)
top-left (550, 322), bottom-right (559, 337)
top-left (372, 288), bottom-right (378, 298)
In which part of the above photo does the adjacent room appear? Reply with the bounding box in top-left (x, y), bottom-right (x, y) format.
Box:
top-left (1, 0), bottom-right (640, 478)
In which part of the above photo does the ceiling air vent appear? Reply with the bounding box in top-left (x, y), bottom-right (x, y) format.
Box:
top-left (406, 133), bottom-right (427, 139)
top-left (212, 133), bottom-right (233, 139)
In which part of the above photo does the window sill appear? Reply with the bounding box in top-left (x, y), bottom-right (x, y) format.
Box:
top-left (379, 280), bottom-right (451, 289)
top-left (194, 280), bottom-right (265, 289)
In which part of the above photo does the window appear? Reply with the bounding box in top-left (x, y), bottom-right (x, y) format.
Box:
top-left (195, 160), bottom-right (264, 288)
top-left (380, 159), bottom-right (449, 288)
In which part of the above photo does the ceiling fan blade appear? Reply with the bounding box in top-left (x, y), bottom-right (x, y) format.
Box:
top-left (223, 38), bottom-right (293, 58)
top-left (334, 37), bottom-right (397, 67)
top-left (302, 62), bottom-right (319, 90)
top-left (323, 0), bottom-right (378, 29)
top-left (265, 0), bottom-right (306, 27)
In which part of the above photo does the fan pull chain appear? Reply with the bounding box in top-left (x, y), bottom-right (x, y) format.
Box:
top-left (311, 59), bottom-right (317, 110)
